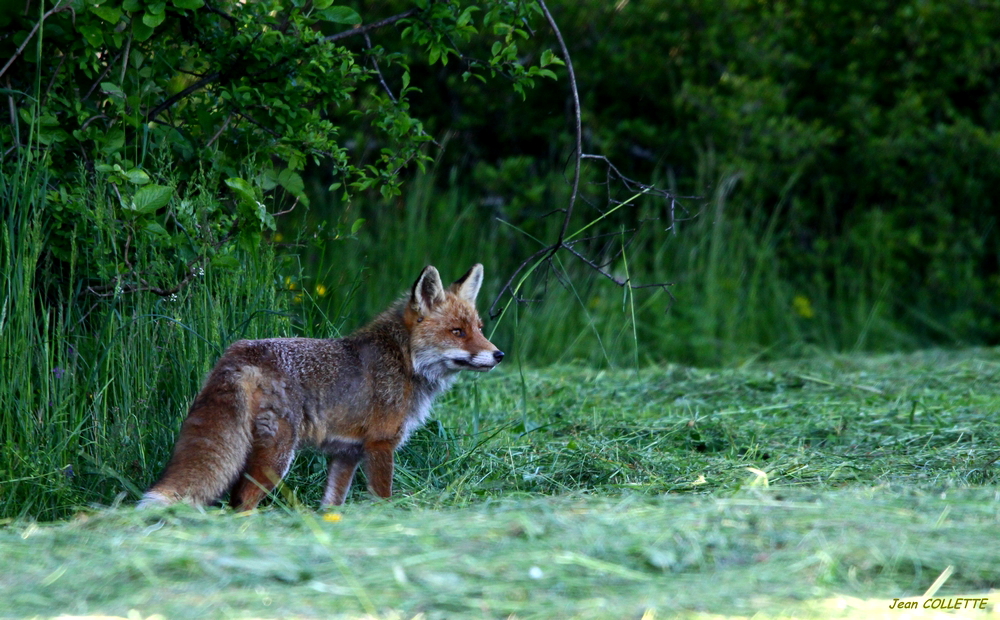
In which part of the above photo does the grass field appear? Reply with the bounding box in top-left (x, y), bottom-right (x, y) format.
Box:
top-left (2, 347), bottom-right (999, 618)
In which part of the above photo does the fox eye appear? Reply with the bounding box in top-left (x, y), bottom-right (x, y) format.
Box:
top-left (451, 328), bottom-right (466, 338)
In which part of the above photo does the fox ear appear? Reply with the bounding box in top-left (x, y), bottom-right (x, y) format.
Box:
top-left (411, 265), bottom-right (446, 315)
top-left (449, 263), bottom-right (484, 302)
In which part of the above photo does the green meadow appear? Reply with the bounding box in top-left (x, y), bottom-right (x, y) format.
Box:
top-left (2, 348), bottom-right (1000, 618)
top-left (4, 0), bottom-right (1000, 617)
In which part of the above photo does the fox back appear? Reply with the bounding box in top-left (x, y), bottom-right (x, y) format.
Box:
top-left (139, 264), bottom-right (503, 510)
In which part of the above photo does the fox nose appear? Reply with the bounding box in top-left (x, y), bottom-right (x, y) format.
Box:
top-left (494, 350), bottom-right (505, 363)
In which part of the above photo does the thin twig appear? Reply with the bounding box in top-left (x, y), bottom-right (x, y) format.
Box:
top-left (0, 0), bottom-right (73, 80)
top-left (489, 245), bottom-right (554, 319)
top-left (87, 257), bottom-right (205, 298)
top-left (80, 114), bottom-right (108, 131)
top-left (364, 32), bottom-right (397, 104)
top-left (273, 196), bottom-right (299, 217)
top-left (206, 114), bottom-right (233, 147)
top-left (538, 0), bottom-right (581, 246)
top-left (229, 104), bottom-right (282, 138)
top-left (82, 46), bottom-right (129, 101)
top-left (323, 9), bottom-right (417, 44)
top-left (204, 0), bottom-right (238, 31)
top-left (42, 53), bottom-right (68, 107)
top-left (146, 71), bottom-right (222, 123)
top-left (562, 243), bottom-right (672, 291)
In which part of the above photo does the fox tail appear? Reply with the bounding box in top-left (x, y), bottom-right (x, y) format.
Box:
top-left (138, 363), bottom-right (259, 508)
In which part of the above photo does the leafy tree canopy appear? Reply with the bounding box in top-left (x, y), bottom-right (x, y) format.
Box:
top-left (1, 0), bottom-right (559, 289)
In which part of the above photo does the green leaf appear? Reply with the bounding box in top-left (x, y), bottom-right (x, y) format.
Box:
top-left (276, 169), bottom-right (309, 205)
top-left (79, 23), bottom-right (105, 48)
top-left (317, 7), bottom-right (361, 25)
top-left (101, 82), bottom-right (126, 99)
top-left (401, 71), bottom-right (410, 91)
top-left (259, 210), bottom-right (276, 231)
top-left (89, 5), bottom-right (123, 23)
top-left (38, 128), bottom-right (69, 145)
top-left (491, 41), bottom-right (502, 57)
top-left (211, 255), bottom-right (241, 270)
top-left (125, 168), bottom-right (151, 185)
top-left (540, 49), bottom-right (565, 67)
top-left (457, 6), bottom-right (478, 28)
top-left (142, 10), bottom-right (166, 28)
top-left (172, 0), bottom-right (204, 8)
top-left (143, 221), bottom-right (170, 238)
top-left (147, 1), bottom-right (167, 15)
top-left (313, 0), bottom-right (334, 8)
top-left (100, 130), bottom-right (125, 154)
top-left (237, 230), bottom-right (264, 253)
top-left (132, 15), bottom-right (154, 41)
top-left (129, 185), bottom-right (173, 215)
top-left (259, 169), bottom-right (279, 191)
top-left (350, 218), bottom-right (365, 234)
top-left (225, 177), bottom-right (274, 230)
top-left (225, 177), bottom-right (259, 207)
top-left (123, 0), bottom-right (142, 10)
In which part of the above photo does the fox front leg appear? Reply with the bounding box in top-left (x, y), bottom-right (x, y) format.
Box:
top-left (321, 440), bottom-right (364, 507)
top-left (362, 440), bottom-right (395, 499)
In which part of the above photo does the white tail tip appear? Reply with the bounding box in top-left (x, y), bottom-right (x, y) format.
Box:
top-left (136, 490), bottom-right (171, 510)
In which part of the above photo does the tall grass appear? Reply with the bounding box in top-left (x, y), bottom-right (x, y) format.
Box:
top-left (0, 156), bottom-right (292, 521)
top-left (0, 153), bottom-right (937, 521)
top-left (297, 165), bottom-right (915, 369)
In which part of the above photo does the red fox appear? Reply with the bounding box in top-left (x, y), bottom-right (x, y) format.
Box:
top-left (139, 264), bottom-right (503, 510)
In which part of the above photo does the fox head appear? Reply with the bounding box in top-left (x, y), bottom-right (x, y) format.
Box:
top-left (406, 264), bottom-right (504, 381)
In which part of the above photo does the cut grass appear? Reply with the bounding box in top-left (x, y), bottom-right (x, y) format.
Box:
top-left (2, 491), bottom-right (999, 618)
top-left (1, 347), bottom-right (999, 618)
top-left (383, 346), bottom-right (1000, 504)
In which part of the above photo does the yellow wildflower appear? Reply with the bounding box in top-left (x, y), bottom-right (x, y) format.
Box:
top-left (792, 294), bottom-right (815, 319)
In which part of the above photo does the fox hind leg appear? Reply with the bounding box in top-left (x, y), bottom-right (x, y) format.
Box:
top-left (230, 404), bottom-right (297, 512)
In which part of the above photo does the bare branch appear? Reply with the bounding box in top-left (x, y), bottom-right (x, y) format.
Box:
top-left (489, 2), bottom-right (691, 320)
top-left (364, 32), bottom-right (397, 104)
top-left (229, 103), bottom-right (282, 138)
top-left (273, 196), bottom-right (300, 217)
top-left (206, 114), bottom-right (233, 147)
top-left (489, 245), bottom-right (554, 319)
top-left (147, 71), bottom-right (222, 124)
top-left (538, 0), bottom-right (582, 246)
top-left (323, 9), bottom-right (418, 44)
top-left (87, 258), bottom-right (205, 298)
top-left (0, 0), bottom-right (74, 81)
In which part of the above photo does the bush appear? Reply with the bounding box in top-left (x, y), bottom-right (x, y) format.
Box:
top-left (385, 0), bottom-right (1000, 344)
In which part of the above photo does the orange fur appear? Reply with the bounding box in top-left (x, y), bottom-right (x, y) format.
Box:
top-left (139, 264), bottom-right (503, 510)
